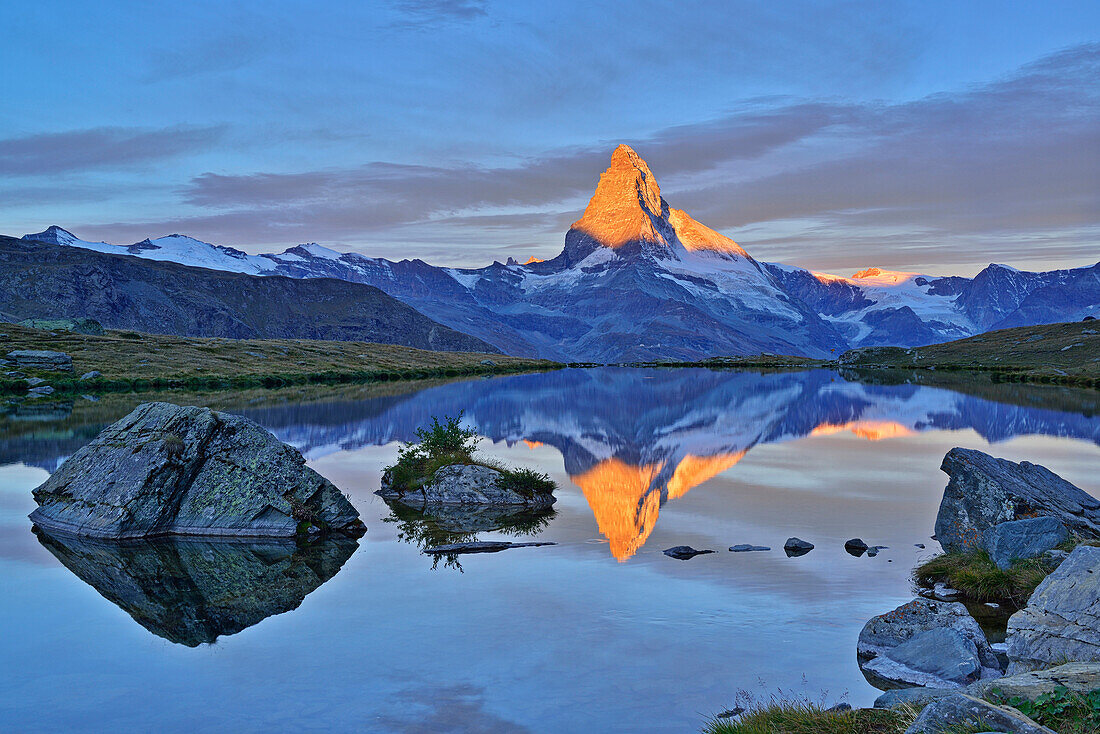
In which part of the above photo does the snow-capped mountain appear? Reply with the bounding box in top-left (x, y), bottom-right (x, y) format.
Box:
top-left (21, 145), bottom-right (1099, 359)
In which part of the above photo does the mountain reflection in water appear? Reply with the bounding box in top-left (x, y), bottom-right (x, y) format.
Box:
top-left (33, 529), bottom-right (359, 646)
top-left (5, 368), bottom-right (1099, 563)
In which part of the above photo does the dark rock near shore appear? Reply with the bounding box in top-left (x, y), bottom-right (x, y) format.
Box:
top-left (729, 544), bottom-right (770, 552)
top-left (34, 527), bottom-right (359, 646)
top-left (663, 545), bottom-right (714, 560)
top-left (935, 448), bottom-right (1100, 552)
top-left (983, 517), bottom-right (1069, 570)
top-left (377, 463), bottom-right (556, 508)
top-left (845, 538), bottom-right (869, 556)
top-left (1005, 545), bottom-right (1100, 673)
top-left (784, 537), bottom-right (814, 556)
top-left (29, 402), bottom-right (365, 539)
top-left (6, 349), bottom-right (73, 372)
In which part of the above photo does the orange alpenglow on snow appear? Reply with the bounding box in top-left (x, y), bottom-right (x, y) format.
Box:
top-left (810, 420), bottom-right (914, 441)
top-left (522, 439), bottom-right (544, 449)
top-left (571, 451), bottom-right (747, 561)
top-left (570, 143), bottom-right (749, 257)
top-left (524, 256), bottom-right (544, 264)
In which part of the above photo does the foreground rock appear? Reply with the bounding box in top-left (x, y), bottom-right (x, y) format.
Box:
top-left (858, 598), bottom-right (1001, 688)
top-left (423, 541), bottom-right (555, 555)
top-left (983, 517), bottom-right (1068, 570)
top-left (377, 463), bottom-right (555, 509)
top-left (663, 545), bottom-right (714, 560)
top-left (967, 662), bottom-right (1100, 700)
top-left (30, 402), bottom-right (365, 539)
top-left (1005, 545), bottom-right (1100, 673)
top-left (35, 527), bottom-right (358, 646)
top-left (845, 538), bottom-right (869, 556)
top-left (904, 693), bottom-right (1054, 734)
top-left (935, 448), bottom-right (1100, 552)
top-left (6, 349), bottom-right (73, 372)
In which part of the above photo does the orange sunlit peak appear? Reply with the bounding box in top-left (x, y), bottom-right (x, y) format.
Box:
top-left (523, 439), bottom-right (544, 449)
top-left (524, 256), bottom-right (544, 264)
top-left (571, 451), bottom-right (747, 561)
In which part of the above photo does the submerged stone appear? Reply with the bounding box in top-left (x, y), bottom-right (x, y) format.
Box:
top-left (30, 402), bottom-right (365, 539)
top-left (663, 545), bottom-right (714, 560)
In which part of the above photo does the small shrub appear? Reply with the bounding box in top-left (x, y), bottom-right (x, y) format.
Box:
top-left (494, 467), bottom-right (555, 499)
top-left (385, 414), bottom-right (480, 492)
top-left (988, 686), bottom-right (1100, 734)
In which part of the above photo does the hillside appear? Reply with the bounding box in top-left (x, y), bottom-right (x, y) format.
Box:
top-left (0, 236), bottom-right (496, 353)
top-left (0, 324), bottom-right (554, 390)
top-left (839, 320), bottom-right (1100, 385)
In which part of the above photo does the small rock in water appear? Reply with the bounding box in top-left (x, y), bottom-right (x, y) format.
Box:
top-left (932, 582), bottom-right (961, 601)
top-left (845, 538), bottom-right (869, 556)
top-left (664, 545), bottom-right (715, 560)
top-left (915, 543), bottom-right (926, 549)
top-left (729, 544), bottom-right (770, 552)
top-left (423, 541), bottom-right (555, 555)
top-left (784, 537), bottom-right (814, 557)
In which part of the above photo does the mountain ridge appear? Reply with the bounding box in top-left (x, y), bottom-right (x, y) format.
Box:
top-left (17, 146), bottom-right (1100, 359)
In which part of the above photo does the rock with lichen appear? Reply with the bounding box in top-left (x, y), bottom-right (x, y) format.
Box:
top-left (29, 402), bottom-right (365, 539)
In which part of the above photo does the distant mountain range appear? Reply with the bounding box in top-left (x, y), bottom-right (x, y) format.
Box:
top-left (0, 236), bottom-right (497, 353)
top-left (17, 145), bottom-right (1100, 360)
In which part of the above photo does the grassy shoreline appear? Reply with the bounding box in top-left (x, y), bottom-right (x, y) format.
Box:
top-left (0, 324), bottom-right (560, 396)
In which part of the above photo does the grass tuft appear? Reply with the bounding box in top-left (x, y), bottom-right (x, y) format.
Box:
top-left (913, 549), bottom-right (1052, 605)
top-left (702, 697), bottom-right (915, 734)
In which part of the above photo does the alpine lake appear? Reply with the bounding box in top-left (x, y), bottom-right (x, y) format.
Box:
top-left (1, 367), bottom-right (1098, 733)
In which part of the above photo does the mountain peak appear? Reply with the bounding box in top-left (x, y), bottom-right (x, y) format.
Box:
top-left (570, 144), bottom-right (667, 249)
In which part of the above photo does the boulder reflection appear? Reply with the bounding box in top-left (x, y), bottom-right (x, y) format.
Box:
top-left (33, 527), bottom-right (359, 646)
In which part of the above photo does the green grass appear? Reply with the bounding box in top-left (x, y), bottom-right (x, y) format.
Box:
top-left (913, 549), bottom-right (1054, 605)
top-left (0, 323), bottom-right (558, 396)
top-left (838, 321), bottom-right (1100, 388)
top-left (383, 414), bottom-right (556, 498)
top-left (702, 698), bottom-right (915, 734)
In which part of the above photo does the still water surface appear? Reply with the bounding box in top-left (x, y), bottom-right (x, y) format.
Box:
top-left (1, 368), bottom-right (1098, 733)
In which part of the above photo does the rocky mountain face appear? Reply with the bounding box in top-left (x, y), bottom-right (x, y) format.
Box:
top-left (19, 146), bottom-right (1099, 359)
top-left (0, 236), bottom-right (498, 352)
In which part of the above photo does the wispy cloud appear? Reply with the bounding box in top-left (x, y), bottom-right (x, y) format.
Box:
top-left (391, 0), bottom-right (488, 28)
top-left (0, 126), bottom-right (225, 175)
top-left (68, 44), bottom-right (1100, 273)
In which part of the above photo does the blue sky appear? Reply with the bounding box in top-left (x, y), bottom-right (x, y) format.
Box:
top-left (1, 1), bottom-right (1098, 275)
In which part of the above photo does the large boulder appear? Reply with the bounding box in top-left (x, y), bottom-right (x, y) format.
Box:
top-left (1005, 545), bottom-right (1100, 673)
top-left (935, 448), bottom-right (1100, 552)
top-left (377, 463), bottom-right (555, 509)
top-left (858, 598), bottom-right (1001, 688)
top-left (872, 627), bottom-right (983, 687)
top-left (6, 349), bottom-right (73, 372)
top-left (904, 693), bottom-right (1054, 734)
top-left (29, 402), bottom-right (364, 539)
top-left (984, 517), bottom-right (1069, 570)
